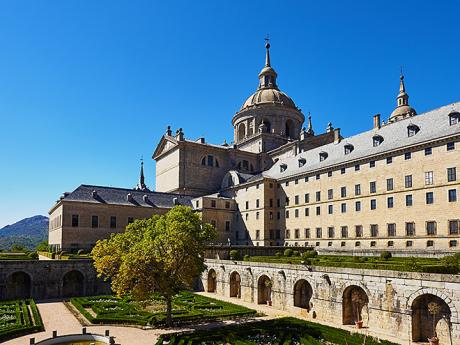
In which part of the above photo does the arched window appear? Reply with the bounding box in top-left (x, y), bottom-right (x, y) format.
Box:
top-left (372, 135), bottom-right (384, 147)
top-left (280, 164), bottom-right (287, 173)
top-left (215, 159), bottom-right (219, 167)
top-left (344, 144), bottom-right (354, 155)
top-left (262, 120), bottom-right (271, 133)
top-left (407, 124), bottom-right (420, 137)
top-left (449, 112), bottom-right (460, 126)
top-left (201, 157), bottom-right (206, 166)
top-left (285, 120), bottom-right (294, 138)
top-left (298, 158), bottom-right (306, 167)
top-left (319, 152), bottom-right (328, 162)
top-left (238, 123), bottom-right (246, 141)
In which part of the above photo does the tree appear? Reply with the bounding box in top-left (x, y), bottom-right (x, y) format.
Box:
top-left (91, 206), bottom-right (216, 326)
top-left (35, 241), bottom-right (49, 252)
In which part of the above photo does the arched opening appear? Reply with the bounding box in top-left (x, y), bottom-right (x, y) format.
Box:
top-left (257, 275), bottom-right (272, 304)
top-left (342, 285), bottom-right (369, 326)
top-left (229, 271), bottom-right (241, 298)
top-left (207, 269), bottom-right (217, 293)
top-left (285, 120), bottom-right (294, 138)
top-left (411, 294), bottom-right (451, 343)
top-left (262, 120), bottom-right (271, 133)
top-left (293, 279), bottom-right (313, 310)
top-left (238, 123), bottom-right (246, 141)
top-left (62, 270), bottom-right (85, 297)
top-left (6, 271), bottom-right (31, 300)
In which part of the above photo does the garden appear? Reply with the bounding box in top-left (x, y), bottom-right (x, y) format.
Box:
top-left (70, 291), bottom-right (256, 327)
top-left (0, 299), bottom-right (43, 342)
top-left (237, 249), bottom-right (460, 274)
top-left (155, 317), bottom-right (398, 345)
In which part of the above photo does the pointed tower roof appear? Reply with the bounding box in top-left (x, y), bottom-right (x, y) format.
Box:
top-left (388, 70), bottom-right (416, 123)
top-left (134, 158), bottom-right (150, 192)
top-left (306, 113), bottom-right (314, 135)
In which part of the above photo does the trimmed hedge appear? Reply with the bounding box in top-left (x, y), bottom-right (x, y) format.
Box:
top-left (155, 317), bottom-right (398, 345)
top-left (71, 291), bottom-right (256, 327)
top-left (0, 299), bottom-right (44, 342)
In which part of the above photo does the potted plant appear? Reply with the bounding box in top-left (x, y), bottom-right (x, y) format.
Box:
top-left (427, 301), bottom-right (441, 345)
top-left (265, 279), bottom-right (273, 306)
top-left (351, 290), bottom-right (366, 329)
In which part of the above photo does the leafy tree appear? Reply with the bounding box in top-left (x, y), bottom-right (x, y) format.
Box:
top-left (91, 206), bottom-right (216, 326)
top-left (10, 244), bottom-right (26, 252)
top-left (35, 241), bottom-right (49, 252)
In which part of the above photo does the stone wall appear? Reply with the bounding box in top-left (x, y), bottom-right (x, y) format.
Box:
top-left (204, 245), bottom-right (312, 259)
top-left (0, 260), bottom-right (110, 301)
top-left (202, 259), bottom-right (460, 344)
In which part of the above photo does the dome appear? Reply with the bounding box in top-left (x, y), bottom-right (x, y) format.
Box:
top-left (240, 88), bottom-right (297, 110)
top-left (389, 105), bottom-right (416, 121)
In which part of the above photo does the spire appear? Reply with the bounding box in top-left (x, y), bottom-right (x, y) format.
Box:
top-left (258, 38), bottom-right (278, 89)
top-left (134, 157), bottom-right (150, 192)
top-left (265, 37), bottom-right (271, 67)
top-left (388, 69), bottom-right (416, 123)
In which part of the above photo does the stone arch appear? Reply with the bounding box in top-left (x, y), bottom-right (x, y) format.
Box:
top-left (262, 119), bottom-right (271, 133)
top-left (411, 293), bottom-right (452, 342)
top-left (407, 288), bottom-right (458, 324)
top-left (207, 269), bottom-right (217, 293)
top-left (342, 285), bottom-right (369, 326)
top-left (238, 123), bottom-right (246, 141)
top-left (6, 271), bottom-right (31, 300)
top-left (285, 119), bottom-right (294, 138)
top-left (229, 271), bottom-right (241, 298)
top-left (293, 279), bottom-right (313, 310)
top-left (257, 274), bottom-right (272, 304)
top-left (62, 270), bottom-right (85, 297)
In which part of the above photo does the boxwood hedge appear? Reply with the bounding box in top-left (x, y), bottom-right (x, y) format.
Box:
top-left (0, 299), bottom-right (43, 342)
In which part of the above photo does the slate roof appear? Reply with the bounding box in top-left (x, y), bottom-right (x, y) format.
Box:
top-left (61, 185), bottom-right (193, 208)
top-left (264, 102), bottom-right (460, 180)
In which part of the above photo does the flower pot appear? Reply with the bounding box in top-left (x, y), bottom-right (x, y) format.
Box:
top-left (428, 337), bottom-right (439, 345)
top-left (355, 320), bottom-right (363, 329)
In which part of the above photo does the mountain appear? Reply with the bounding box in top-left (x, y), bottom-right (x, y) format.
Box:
top-left (0, 215), bottom-right (49, 250)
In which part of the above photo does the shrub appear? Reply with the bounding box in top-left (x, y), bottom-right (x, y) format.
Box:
top-left (284, 248), bottom-right (293, 257)
top-left (293, 250), bottom-right (300, 257)
top-left (275, 251), bottom-right (282, 257)
top-left (380, 251), bottom-right (392, 260)
top-left (77, 249), bottom-right (86, 255)
top-left (302, 250), bottom-right (318, 259)
top-left (229, 250), bottom-right (240, 260)
top-left (27, 252), bottom-right (38, 259)
top-left (454, 252), bottom-right (460, 261)
top-left (243, 255), bottom-right (250, 261)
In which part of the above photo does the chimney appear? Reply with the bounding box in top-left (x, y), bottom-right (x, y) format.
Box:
top-left (333, 128), bottom-right (341, 144)
top-left (373, 114), bottom-right (381, 129)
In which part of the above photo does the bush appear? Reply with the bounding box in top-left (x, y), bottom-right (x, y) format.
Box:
top-left (275, 251), bottom-right (282, 257)
top-left (284, 248), bottom-right (293, 257)
top-left (302, 250), bottom-right (318, 259)
top-left (454, 252), bottom-right (460, 261)
top-left (380, 251), bottom-right (392, 260)
top-left (27, 252), bottom-right (38, 259)
top-left (293, 250), bottom-right (300, 257)
top-left (77, 249), bottom-right (86, 255)
top-left (229, 250), bottom-right (240, 260)
top-left (243, 255), bottom-right (250, 261)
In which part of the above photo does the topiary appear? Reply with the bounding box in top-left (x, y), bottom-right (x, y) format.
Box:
top-left (380, 251), bottom-right (392, 260)
top-left (27, 252), bottom-right (38, 259)
top-left (229, 249), bottom-right (240, 260)
top-left (302, 250), bottom-right (318, 259)
top-left (284, 248), bottom-right (293, 257)
top-left (275, 251), bottom-right (282, 257)
top-left (292, 250), bottom-right (300, 257)
top-left (77, 249), bottom-right (86, 255)
top-left (243, 254), bottom-right (250, 261)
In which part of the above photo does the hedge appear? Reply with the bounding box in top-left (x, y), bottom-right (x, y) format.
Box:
top-left (0, 299), bottom-right (44, 342)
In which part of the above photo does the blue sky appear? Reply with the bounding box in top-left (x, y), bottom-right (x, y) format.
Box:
top-left (0, 1), bottom-right (459, 227)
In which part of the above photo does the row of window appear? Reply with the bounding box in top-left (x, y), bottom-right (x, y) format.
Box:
top-left (285, 239), bottom-right (459, 248)
top-left (71, 214), bottom-right (134, 228)
top-left (283, 220), bottom-right (460, 240)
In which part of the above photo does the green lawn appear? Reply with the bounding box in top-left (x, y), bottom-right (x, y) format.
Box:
top-left (155, 317), bottom-right (398, 345)
top-left (0, 299), bottom-right (43, 342)
top-left (0, 253), bottom-right (37, 260)
top-left (71, 291), bottom-right (256, 327)
top-left (245, 254), bottom-right (459, 274)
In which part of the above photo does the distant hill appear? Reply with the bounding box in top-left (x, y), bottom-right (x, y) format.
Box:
top-left (0, 215), bottom-right (48, 250)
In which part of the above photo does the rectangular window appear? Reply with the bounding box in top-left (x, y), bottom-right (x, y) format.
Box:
top-left (341, 167), bottom-right (346, 174)
top-left (328, 205), bottom-right (333, 214)
top-left (316, 227), bottom-right (322, 238)
top-left (285, 210), bottom-right (289, 219)
top-left (370, 160), bottom-right (376, 168)
top-left (341, 226), bottom-right (348, 238)
top-left (406, 240), bottom-right (413, 247)
top-left (245, 201), bottom-right (249, 209)
top-left (295, 209), bottom-right (299, 218)
top-left (305, 228), bottom-right (310, 238)
top-left (91, 215), bottom-right (99, 228)
top-left (355, 225), bottom-right (363, 238)
top-left (256, 230), bottom-right (261, 239)
top-left (425, 147), bottom-right (432, 155)
top-left (406, 194), bottom-right (413, 206)
top-left (110, 216), bottom-right (117, 229)
top-left (316, 174), bottom-right (321, 180)
top-left (269, 199), bottom-right (273, 207)
top-left (277, 199), bottom-right (281, 207)
top-left (277, 211), bottom-right (281, 220)
top-left (426, 192), bottom-right (434, 204)
top-left (449, 220), bottom-right (459, 235)
top-left (450, 114), bottom-right (459, 125)
top-left (295, 229), bottom-right (300, 239)
top-left (256, 199), bottom-right (260, 208)
top-left (425, 171), bottom-right (434, 185)
top-left (304, 207), bottom-right (310, 216)
top-left (355, 184), bottom-right (361, 196)
top-left (370, 199), bottom-right (377, 210)
top-left (370, 181), bottom-right (376, 193)
top-left (71, 214), bottom-right (79, 227)
top-left (316, 191), bottom-right (321, 202)
top-left (355, 164), bottom-right (360, 171)
top-left (341, 186), bottom-right (347, 198)
top-left (295, 179), bottom-right (299, 185)
top-left (304, 176), bottom-right (309, 183)
top-left (341, 203), bottom-right (347, 213)
top-left (270, 212), bottom-right (273, 220)
top-left (211, 200), bottom-right (217, 208)
top-left (448, 167), bottom-right (457, 182)
top-left (276, 229), bottom-right (281, 239)
top-left (387, 223), bottom-right (396, 237)
top-left (447, 142), bottom-right (455, 151)
top-left (328, 227), bottom-right (335, 238)
top-left (294, 195), bottom-right (299, 205)
top-left (225, 201), bottom-right (230, 209)
top-left (327, 171), bottom-right (332, 177)
top-left (405, 175), bottom-right (412, 188)
top-left (387, 197), bottom-right (394, 208)
top-left (449, 189), bottom-right (457, 202)
top-left (328, 189), bottom-right (333, 200)
top-left (406, 222), bottom-right (416, 236)
top-left (286, 197), bottom-right (290, 206)
top-left (405, 152), bottom-right (412, 160)
top-left (426, 221), bottom-right (436, 235)
top-left (304, 193), bottom-right (310, 203)
top-left (127, 217), bottom-right (134, 224)
top-left (225, 221), bottom-right (230, 231)
top-left (355, 201), bottom-right (361, 212)
top-left (316, 206), bottom-right (321, 215)
top-left (370, 224), bottom-right (378, 237)
top-left (387, 178), bottom-right (394, 191)
top-left (269, 229), bottom-right (274, 240)
top-left (387, 157), bottom-right (393, 164)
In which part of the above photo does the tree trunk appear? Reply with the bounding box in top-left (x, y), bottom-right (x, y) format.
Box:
top-left (166, 296), bottom-right (173, 327)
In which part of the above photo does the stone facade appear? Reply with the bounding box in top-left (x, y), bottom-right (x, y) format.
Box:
top-left (203, 259), bottom-right (460, 344)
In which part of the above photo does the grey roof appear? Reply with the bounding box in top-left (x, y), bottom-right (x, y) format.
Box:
top-left (265, 102), bottom-right (460, 180)
top-left (61, 185), bottom-right (193, 208)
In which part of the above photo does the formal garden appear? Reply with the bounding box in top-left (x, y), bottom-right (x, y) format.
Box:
top-left (0, 299), bottom-right (43, 342)
top-left (70, 291), bottom-right (256, 327)
top-left (235, 249), bottom-right (460, 274)
top-left (155, 317), bottom-right (398, 345)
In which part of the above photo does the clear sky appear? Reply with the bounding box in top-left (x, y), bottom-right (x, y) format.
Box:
top-left (0, 1), bottom-right (459, 227)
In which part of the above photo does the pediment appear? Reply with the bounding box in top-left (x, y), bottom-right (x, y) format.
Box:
top-left (152, 136), bottom-right (179, 159)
